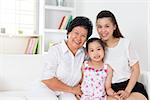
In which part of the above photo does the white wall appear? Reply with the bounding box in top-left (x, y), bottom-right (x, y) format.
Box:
top-left (76, 0), bottom-right (149, 72)
top-left (148, 0), bottom-right (150, 72)
top-left (148, 0), bottom-right (150, 93)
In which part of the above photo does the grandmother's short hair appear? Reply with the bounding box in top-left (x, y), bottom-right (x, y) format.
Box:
top-left (67, 16), bottom-right (93, 39)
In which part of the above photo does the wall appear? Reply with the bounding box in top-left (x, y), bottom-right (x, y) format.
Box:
top-left (148, 0), bottom-right (150, 72)
top-left (76, 0), bottom-right (149, 72)
top-left (148, 1), bottom-right (150, 93)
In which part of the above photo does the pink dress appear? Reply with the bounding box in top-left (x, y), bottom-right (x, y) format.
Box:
top-left (81, 61), bottom-right (108, 100)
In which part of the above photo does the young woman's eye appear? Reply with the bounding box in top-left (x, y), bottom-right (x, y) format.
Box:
top-left (97, 48), bottom-right (101, 50)
top-left (82, 35), bottom-right (86, 38)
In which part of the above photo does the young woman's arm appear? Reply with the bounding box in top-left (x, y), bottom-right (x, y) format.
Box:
top-left (116, 62), bottom-right (140, 99)
top-left (117, 41), bottom-right (140, 99)
top-left (125, 62), bottom-right (140, 93)
top-left (125, 40), bottom-right (140, 93)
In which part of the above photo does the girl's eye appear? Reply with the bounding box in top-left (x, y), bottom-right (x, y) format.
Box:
top-left (106, 25), bottom-right (110, 28)
top-left (97, 48), bottom-right (101, 50)
top-left (97, 25), bottom-right (102, 28)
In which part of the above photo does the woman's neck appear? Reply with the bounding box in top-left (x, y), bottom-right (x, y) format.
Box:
top-left (106, 37), bottom-right (120, 48)
top-left (65, 41), bottom-right (77, 56)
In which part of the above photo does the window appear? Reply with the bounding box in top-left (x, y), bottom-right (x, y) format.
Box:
top-left (0, 0), bottom-right (38, 35)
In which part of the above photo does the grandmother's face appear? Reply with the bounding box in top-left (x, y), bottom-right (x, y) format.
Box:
top-left (67, 26), bottom-right (88, 50)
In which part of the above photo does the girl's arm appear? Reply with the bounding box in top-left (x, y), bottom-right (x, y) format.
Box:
top-left (75, 63), bottom-right (85, 100)
top-left (105, 65), bottom-right (115, 96)
top-left (80, 64), bottom-right (84, 84)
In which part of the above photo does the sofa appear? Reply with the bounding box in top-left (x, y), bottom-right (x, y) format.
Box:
top-left (0, 55), bottom-right (46, 100)
top-left (0, 55), bottom-right (149, 100)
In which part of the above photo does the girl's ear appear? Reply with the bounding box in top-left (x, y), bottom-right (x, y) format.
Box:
top-left (85, 50), bottom-right (88, 56)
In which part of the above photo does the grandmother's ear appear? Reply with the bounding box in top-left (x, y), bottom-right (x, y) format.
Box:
top-left (67, 34), bottom-right (71, 39)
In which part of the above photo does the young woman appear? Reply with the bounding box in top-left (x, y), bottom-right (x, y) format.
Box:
top-left (96, 10), bottom-right (148, 100)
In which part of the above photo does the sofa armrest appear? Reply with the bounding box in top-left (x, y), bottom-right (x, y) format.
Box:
top-left (138, 71), bottom-right (148, 88)
top-left (138, 70), bottom-right (150, 97)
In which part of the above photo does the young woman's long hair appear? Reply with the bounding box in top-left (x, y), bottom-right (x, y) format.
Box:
top-left (96, 10), bottom-right (124, 38)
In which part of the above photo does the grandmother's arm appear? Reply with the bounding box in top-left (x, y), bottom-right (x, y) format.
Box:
top-left (42, 78), bottom-right (82, 95)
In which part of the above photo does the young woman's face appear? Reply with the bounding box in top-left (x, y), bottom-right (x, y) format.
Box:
top-left (96, 18), bottom-right (116, 41)
top-left (87, 41), bottom-right (104, 62)
top-left (67, 26), bottom-right (88, 51)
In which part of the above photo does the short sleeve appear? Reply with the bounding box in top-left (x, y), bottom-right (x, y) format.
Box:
top-left (42, 46), bottom-right (58, 80)
top-left (128, 41), bottom-right (139, 66)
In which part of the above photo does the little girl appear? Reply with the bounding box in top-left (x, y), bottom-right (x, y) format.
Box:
top-left (80, 37), bottom-right (118, 100)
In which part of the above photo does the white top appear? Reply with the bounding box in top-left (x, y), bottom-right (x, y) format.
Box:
top-left (104, 38), bottom-right (139, 83)
top-left (42, 40), bottom-right (85, 87)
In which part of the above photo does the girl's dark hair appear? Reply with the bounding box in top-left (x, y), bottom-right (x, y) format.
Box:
top-left (96, 10), bottom-right (124, 38)
top-left (67, 16), bottom-right (93, 39)
top-left (86, 37), bottom-right (106, 52)
top-left (86, 37), bottom-right (106, 61)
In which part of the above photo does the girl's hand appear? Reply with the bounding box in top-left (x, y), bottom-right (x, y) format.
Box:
top-left (107, 88), bottom-right (116, 96)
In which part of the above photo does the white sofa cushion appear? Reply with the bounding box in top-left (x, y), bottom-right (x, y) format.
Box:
top-left (0, 55), bottom-right (149, 99)
top-left (0, 97), bottom-right (25, 100)
top-left (0, 55), bottom-right (45, 91)
top-left (0, 90), bottom-right (26, 100)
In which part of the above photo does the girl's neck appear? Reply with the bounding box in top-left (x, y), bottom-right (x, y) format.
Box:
top-left (89, 60), bottom-right (103, 69)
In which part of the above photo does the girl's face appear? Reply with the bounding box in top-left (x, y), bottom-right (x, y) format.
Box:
top-left (96, 17), bottom-right (116, 41)
top-left (87, 41), bottom-right (104, 62)
top-left (67, 26), bottom-right (88, 51)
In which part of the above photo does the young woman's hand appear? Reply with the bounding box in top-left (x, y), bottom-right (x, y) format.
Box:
top-left (113, 94), bottom-right (122, 100)
top-left (117, 90), bottom-right (130, 100)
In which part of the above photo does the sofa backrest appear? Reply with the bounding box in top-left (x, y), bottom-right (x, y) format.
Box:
top-left (0, 54), bottom-right (149, 95)
top-left (0, 54), bottom-right (46, 91)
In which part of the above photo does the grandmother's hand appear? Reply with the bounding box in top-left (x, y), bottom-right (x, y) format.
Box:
top-left (71, 84), bottom-right (82, 96)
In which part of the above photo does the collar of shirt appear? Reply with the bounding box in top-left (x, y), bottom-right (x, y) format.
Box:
top-left (61, 40), bottom-right (85, 56)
